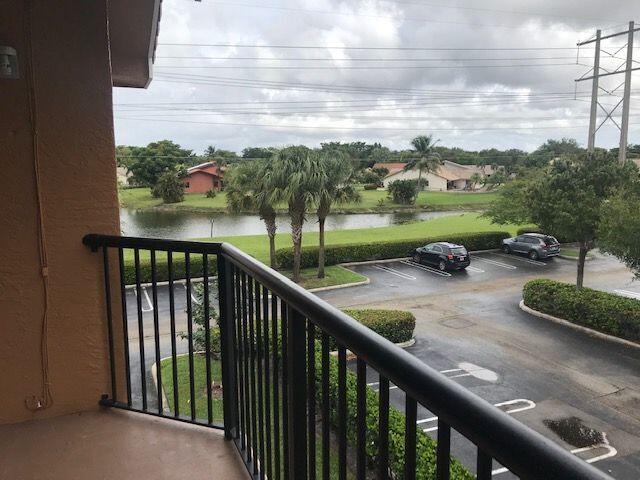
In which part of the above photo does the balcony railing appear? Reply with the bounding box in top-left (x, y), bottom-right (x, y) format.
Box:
top-left (84, 234), bottom-right (611, 480)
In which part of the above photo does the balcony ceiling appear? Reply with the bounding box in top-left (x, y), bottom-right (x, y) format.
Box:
top-left (109, 0), bottom-right (162, 88)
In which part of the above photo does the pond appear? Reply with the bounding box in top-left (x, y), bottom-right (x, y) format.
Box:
top-left (119, 208), bottom-right (461, 240)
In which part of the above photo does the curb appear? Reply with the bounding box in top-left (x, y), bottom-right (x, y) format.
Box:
top-left (151, 361), bottom-right (172, 415)
top-left (126, 276), bottom-right (215, 290)
top-left (330, 337), bottom-right (416, 360)
top-left (558, 254), bottom-right (593, 262)
top-left (308, 277), bottom-right (370, 293)
top-left (519, 300), bottom-right (640, 351)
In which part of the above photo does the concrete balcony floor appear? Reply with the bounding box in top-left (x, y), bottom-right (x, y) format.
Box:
top-left (0, 408), bottom-right (248, 480)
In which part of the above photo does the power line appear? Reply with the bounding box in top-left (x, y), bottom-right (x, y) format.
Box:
top-left (155, 55), bottom-right (593, 61)
top-left (154, 62), bottom-right (581, 70)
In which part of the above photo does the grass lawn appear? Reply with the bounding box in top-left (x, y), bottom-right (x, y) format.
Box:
top-left (292, 265), bottom-right (367, 290)
top-left (560, 247), bottom-right (594, 259)
top-left (161, 354), bottom-right (353, 479)
top-left (119, 187), bottom-right (498, 213)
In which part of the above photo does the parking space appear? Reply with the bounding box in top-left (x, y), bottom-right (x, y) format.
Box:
top-left (320, 250), bottom-right (640, 479)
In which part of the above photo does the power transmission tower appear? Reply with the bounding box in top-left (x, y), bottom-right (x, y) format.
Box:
top-left (576, 21), bottom-right (639, 163)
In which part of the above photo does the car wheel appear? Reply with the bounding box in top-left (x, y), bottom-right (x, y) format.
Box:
top-left (502, 244), bottom-right (511, 254)
top-left (412, 254), bottom-right (421, 263)
top-left (438, 260), bottom-right (447, 271)
top-left (528, 250), bottom-right (539, 260)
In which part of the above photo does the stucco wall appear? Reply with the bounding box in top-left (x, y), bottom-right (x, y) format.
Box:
top-left (0, 1), bottom-right (121, 424)
top-left (382, 169), bottom-right (448, 191)
top-left (185, 171), bottom-right (216, 193)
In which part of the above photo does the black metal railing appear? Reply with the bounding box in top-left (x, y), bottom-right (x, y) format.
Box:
top-left (84, 234), bottom-right (611, 480)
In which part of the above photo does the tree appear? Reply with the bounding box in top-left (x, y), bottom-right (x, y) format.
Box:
top-left (388, 179), bottom-right (418, 205)
top-left (226, 160), bottom-right (279, 268)
top-left (485, 154), bottom-right (637, 288)
top-left (152, 169), bottom-right (186, 204)
top-left (125, 140), bottom-right (195, 186)
top-left (404, 135), bottom-right (442, 194)
top-left (315, 153), bottom-right (361, 278)
top-left (242, 146), bottom-right (279, 159)
top-left (483, 168), bottom-right (508, 190)
top-left (270, 146), bottom-right (321, 283)
top-left (598, 181), bottom-right (640, 278)
top-left (469, 172), bottom-right (482, 190)
top-left (181, 282), bottom-right (220, 357)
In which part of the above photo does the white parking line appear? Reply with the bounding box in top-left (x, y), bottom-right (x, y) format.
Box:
top-left (491, 433), bottom-right (616, 476)
top-left (470, 255), bottom-right (517, 270)
top-left (399, 260), bottom-right (452, 277)
top-left (419, 398), bottom-right (536, 433)
top-left (183, 284), bottom-right (201, 304)
top-left (372, 265), bottom-right (416, 280)
top-left (133, 287), bottom-right (154, 312)
top-left (466, 266), bottom-right (485, 273)
top-left (614, 289), bottom-right (640, 300)
top-left (490, 253), bottom-right (547, 266)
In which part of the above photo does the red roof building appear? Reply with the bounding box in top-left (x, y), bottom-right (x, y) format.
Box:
top-left (184, 161), bottom-right (225, 193)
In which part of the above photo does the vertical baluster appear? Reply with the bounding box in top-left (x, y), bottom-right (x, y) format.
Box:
top-left (241, 272), bottom-right (252, 460)
top-left (307, 322), bottom-right (316, 480)
top-left (436, 422), bottom-right (451, 480)
top-left (272, 295), bottom-right (281, 480)
top-left (476, 449), bottom-right (493, 480)
top-left (338, 346), bottom-right (347, 480)
top-left (248, 277), bottom-right (258, 474)
top-left (281, 301), bottom-right (289, 480)
top-left (263, 285), bottom-right (273, 480)
top-left (378, 376), bottom-right (389, 480)
top-left (356, 359), bottom-right (367, 480)
top-left (203, 254), bottom-right (213, 425)
top-left (236, 271), bottom-right (246, 448)
top-left (150, 250), bottom-right (162, 414)
top-left (321, 332), bottom-right (330, 480)
top-left (167, 251), bottom-right (179, 417)
top-left (219, 257), bottom-right (239, 438)
top-left (255, 281), bottom-right (265, 479)
top-left (404, 396), bottom-right (417, 480)
top-left (102, 246), bottom-right (117, 402)
top-left (185, 253), bottom-right (196, 421)
top-left (117, 248), bottom-right (132, 407)
top-left (134, 249), bottom-right (147, 411)
top-left (286, 307), bottom-right (308, 480)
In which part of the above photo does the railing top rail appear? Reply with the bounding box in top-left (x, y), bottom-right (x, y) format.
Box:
top-left (83, 234), bottom-right (223, 254)
top-left (85, 234), bottom-right (610, 480)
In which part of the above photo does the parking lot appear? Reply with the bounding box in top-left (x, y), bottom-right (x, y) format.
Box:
top-left (318, 251), bottom-right (640, 478)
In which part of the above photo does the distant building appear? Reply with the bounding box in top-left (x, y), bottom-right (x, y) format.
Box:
top-left (377, 160), bottom-right (492, 191)
top-left (184, 161), bottom-right (225, 193)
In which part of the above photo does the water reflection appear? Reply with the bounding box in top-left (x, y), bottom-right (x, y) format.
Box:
top-left (120, 208), bottom-right (461, 240)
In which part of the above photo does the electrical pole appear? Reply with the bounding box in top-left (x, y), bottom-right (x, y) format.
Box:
top-left (576, 21), bottom-right (639, 163)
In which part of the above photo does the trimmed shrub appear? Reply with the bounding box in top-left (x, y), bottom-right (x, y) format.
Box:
top-left (363, 183), bottom-right (379, 190)
top-left (205, 188), bottom-right (217, 198)
top-left (343, 309), bottom-right (414, 344)
top-left (122, 250), bottom-right (217, 285)
top-left (276, 231), bottom-right (511, 269)
top-left (388, 179), bottom-right (418, 204)
top-left (523, 279), bottom-right (640, 342)
top-left (314, 345), bottom-right (473, 479)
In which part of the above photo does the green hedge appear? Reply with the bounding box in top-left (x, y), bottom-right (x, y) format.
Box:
top-left (122, 250), bottom-right (217, 285)
top-left (343, 309), bottom-right (415, 345)
top-left (523, 279), bottom-right (640, 342)
top-left (315, 345), bottom-right (473, 479)
top-left (276, 231), bottom-right (511, 269)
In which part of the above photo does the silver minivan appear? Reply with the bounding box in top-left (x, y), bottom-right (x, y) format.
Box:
top-left (501, 233), bottom-right (561, 260)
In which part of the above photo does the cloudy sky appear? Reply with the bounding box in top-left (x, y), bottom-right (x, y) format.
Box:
top-left (113, 0), bottom-right (640, 155)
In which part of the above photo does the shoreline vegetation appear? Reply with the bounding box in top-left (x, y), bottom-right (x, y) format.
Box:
top-left (119, 187), bottom-right (499, 214)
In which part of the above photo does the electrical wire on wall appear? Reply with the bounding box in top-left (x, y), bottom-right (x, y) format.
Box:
top-left (24, 0), bottom-right (52, 411)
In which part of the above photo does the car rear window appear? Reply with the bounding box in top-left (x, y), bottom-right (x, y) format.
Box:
top-left (450, 247), bottom-right (467, 255)
top-left (543, 236), bottom-right (559, 245)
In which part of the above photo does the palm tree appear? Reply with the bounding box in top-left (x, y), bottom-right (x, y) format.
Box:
top-left (404, 135), bottom-right (442, 193)
top-left (469, 172), bottom-right (482, 191)
top-left (315, 153), bottom-right (361, 278)
top-left (270, 146), bottom-right (321, 283)
top-left (225, 160), bottom-right (279, 268)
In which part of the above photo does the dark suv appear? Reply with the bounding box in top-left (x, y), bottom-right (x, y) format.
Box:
top-left (502, 233), bottom-right (560, 260)
top-left (411, 242), bottom-right (471, 271)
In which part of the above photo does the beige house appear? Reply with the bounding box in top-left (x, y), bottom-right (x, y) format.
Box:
top-left (378, 161), bottom-right (492, 191)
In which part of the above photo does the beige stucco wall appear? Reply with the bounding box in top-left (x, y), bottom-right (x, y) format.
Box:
top-left (382, 169), bottom-right (448, 191)
top-left (0, 1), bottom-right (121, 424)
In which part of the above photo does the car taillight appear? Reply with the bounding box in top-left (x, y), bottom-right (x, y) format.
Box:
top-left (448, 254), bottom-right (454, 260)
top-left (542, 246), bottom-right (548, 250)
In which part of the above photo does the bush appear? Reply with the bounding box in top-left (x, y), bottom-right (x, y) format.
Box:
top-left (363, 183), bottom-right (379, 190)
top-left (152, 170), bottom-right (185, 204)
top-left (276, 231), bottom-right (511, 269)
top-left (205, 188), bottom-right (217, 198)
top-left (523, 279), bottom-right (640, 342)
top-left (180, 282), bottom-right (221, 357)
top-left (388, 179), bottom-right (417, 204)
top-left (323, 309), bottom-right (415, 350)
top-left (122, 251), bottom-right (217, 285)
top-left (314, 345), bottom-right (473, 479)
